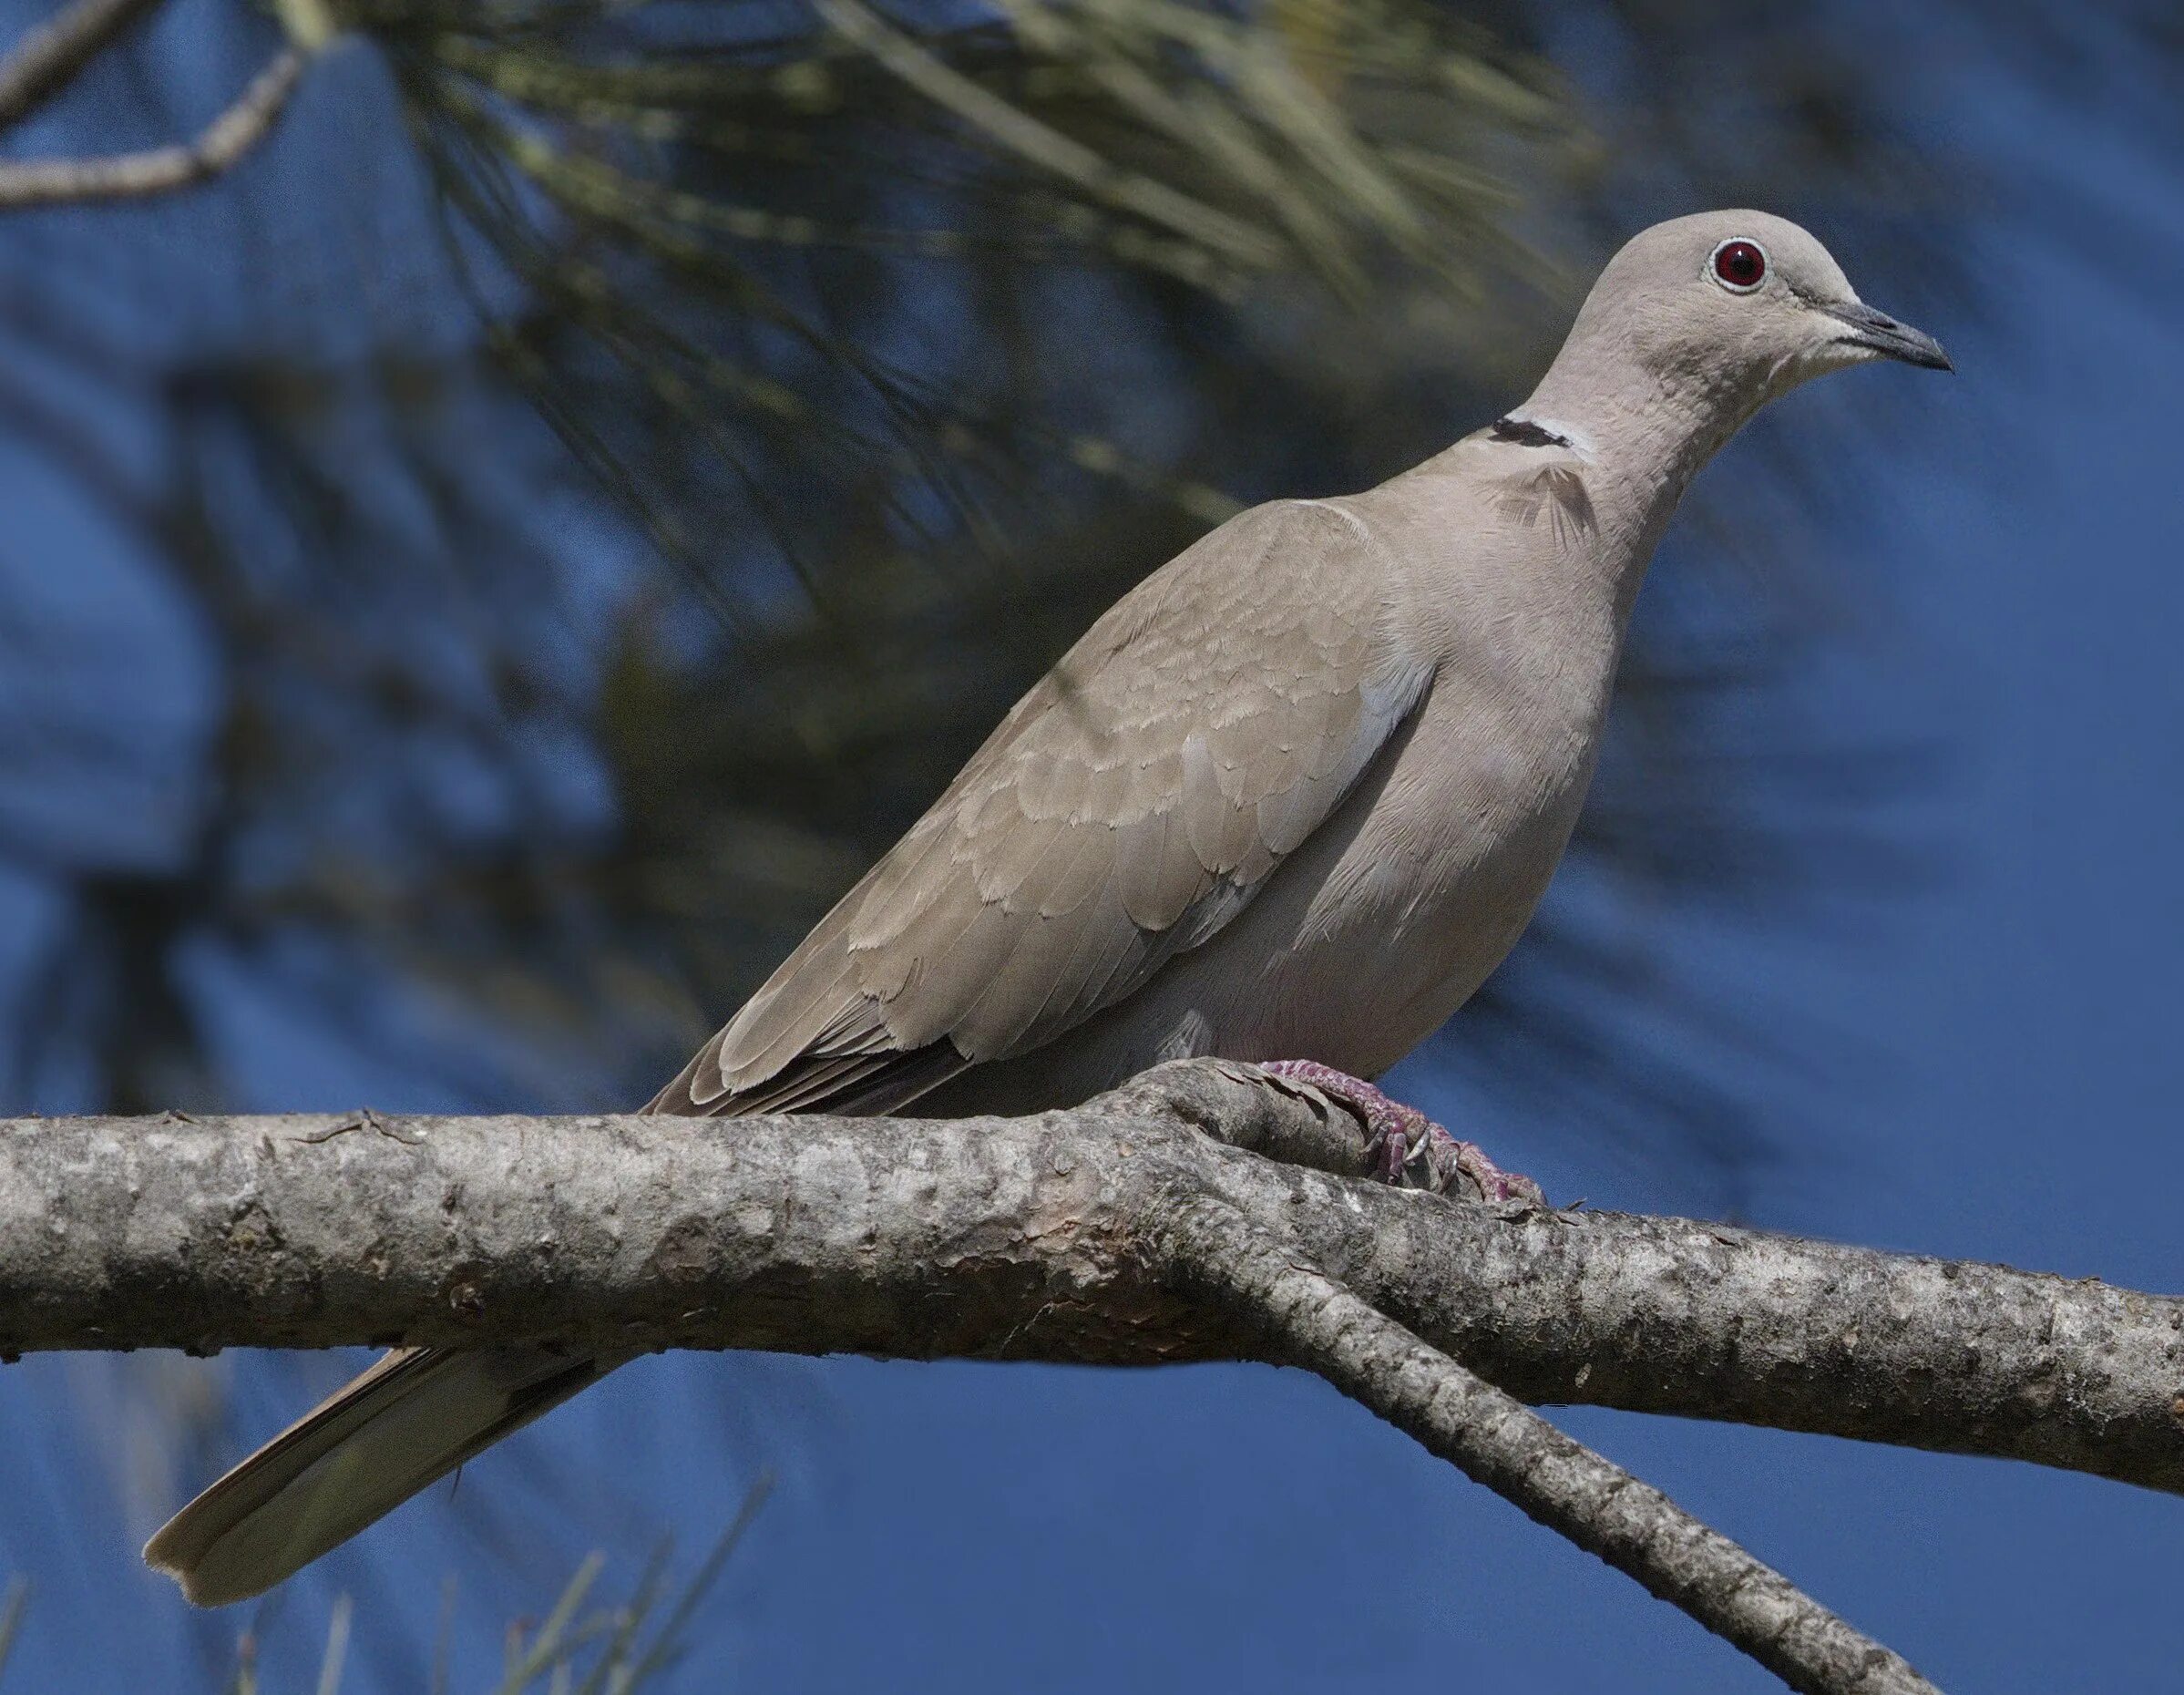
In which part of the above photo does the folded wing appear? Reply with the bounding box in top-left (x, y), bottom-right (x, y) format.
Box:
top-left (651, 498), bottom-right (1428, 1117)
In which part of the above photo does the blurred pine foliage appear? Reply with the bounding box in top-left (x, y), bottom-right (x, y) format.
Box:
top-left (0, 0), bottom-right (1954, 1159)
top-left (0, 0), bottom-right (2013, 1681)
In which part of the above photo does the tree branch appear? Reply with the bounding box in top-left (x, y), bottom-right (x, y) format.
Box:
top-left (1154, 1193), bottom-right (1937, 1695)
top-left (3, 1060), bottom-right (2175, 1691)
top-left (0, 44), bottom-right (303, 209)
top-left (0, 0), bottom-right (166, 132)
top-left (1, 1063), bottom-right (2178, 1490)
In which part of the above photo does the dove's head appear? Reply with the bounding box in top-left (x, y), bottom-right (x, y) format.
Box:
top-left (1537, 211), bottom-right (1950, 440)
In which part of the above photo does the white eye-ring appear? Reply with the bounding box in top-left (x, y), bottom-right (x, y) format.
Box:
top-left (1708, 238), bottom-right (1769, 293)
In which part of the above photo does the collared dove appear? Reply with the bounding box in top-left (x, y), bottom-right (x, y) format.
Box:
top-left (147, 210), bottom-right (1950, 1605)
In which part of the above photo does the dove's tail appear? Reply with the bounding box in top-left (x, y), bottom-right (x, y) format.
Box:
top-left (144, 1344), bottom-right (619, 1607)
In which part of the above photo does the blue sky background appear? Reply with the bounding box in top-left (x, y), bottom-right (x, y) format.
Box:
top-left (0, 4), bottom-right (2179, 1691)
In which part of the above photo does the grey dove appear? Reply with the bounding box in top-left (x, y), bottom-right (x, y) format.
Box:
top-left (147, 210), bottom-right (1949, 1605)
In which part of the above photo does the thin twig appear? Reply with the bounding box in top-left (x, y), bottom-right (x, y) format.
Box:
top-left (1153, 1193), bottom-right (1942, 1695)
top-left (0, 0), bottom-right (165, 131)
top-left (0, 44), bottom-right (304, 210)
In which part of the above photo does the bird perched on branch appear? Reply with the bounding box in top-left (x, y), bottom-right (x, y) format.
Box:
top-left (147, 209), bottom-right (1949, 1605)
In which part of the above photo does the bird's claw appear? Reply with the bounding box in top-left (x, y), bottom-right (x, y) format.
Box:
top-left (1428, 1135), bottom-right (1545, 1206)
top-left (1362, 1107), bottom-right (1430, 1184)
top-left (1258, 1060), bottom-right (1543, 1205)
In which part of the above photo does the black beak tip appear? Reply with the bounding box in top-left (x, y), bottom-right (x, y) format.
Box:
top-left (1910, 337), bottom-right (1955, 375)
top-left (1828, 302), bottom-right (1953, 373)
top-left (1872, 317), bottom-right (1953, 374)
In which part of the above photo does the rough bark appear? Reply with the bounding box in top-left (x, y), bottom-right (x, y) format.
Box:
top-left (5, 1057), bottom-right (2175, 1692)
top-left (1157, 1194), bottom-right (1936, 1695)
top-left (0, 1061), bottom-right (2176, 1493)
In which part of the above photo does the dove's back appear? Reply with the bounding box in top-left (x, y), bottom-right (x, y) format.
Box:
top-left (663, 431), bottom-right (1629, 1122)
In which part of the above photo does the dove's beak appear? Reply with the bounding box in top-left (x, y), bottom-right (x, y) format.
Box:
top-left (1822, 300), bottom-right (1953, 371)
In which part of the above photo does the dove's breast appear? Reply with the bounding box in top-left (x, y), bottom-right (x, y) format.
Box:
top-left (921, 546), bottom-right (1622, 1112)
top-left (1215, 602), bottom-right (1615, 1075)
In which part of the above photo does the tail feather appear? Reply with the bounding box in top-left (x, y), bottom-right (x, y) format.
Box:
top-left (147, 994), bottom-right (914, 1604)
top-left (144, 1345), bottom-right (619, 1607)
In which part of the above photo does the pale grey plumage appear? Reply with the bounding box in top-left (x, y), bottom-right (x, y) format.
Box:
top-left (654, 496), bottom-right (1427, 1116)
top-left (146, 210), bottom-right (1950, 1606)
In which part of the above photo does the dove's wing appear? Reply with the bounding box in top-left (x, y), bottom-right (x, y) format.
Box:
top-left (650, 497), bottom-right (1430, 1117)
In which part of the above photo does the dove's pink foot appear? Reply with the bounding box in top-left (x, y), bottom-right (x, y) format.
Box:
top-left (1258, 1061), bottom-right (1543, 1203)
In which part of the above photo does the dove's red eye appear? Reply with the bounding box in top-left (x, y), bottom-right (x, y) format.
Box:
top-left (1712, 240), bottom-right (1767, 291)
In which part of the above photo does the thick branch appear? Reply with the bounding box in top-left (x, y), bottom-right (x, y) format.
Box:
top-left (0, 1065), bottom-right (2178, 1501)
top-left (1154, 1194), bottom-right (1936, 1695)
top-left (0, 0), bottom-right (165, 131)
top-left (21, 1065), bottom-right (2165, 1693)
top-left (0, 45), bottom-right (303, 209)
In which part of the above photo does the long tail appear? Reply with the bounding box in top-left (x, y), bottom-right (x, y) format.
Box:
top-left (143, 1344), bottom-right (620, 1607)
top-left (146, 1000), bottom-right (930, 1604)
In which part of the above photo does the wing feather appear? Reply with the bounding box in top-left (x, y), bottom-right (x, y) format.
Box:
top-left (654, 498), bottom-right (1429, 1119)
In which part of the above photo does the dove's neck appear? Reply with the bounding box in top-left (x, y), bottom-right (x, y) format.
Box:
top-left (1504, 344), bottom-right (1768, 621)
